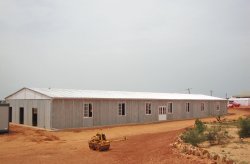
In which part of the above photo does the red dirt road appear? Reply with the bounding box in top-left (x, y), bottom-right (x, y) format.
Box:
top-left (109, 130), bottom-right (209, 164)
top-left (0, 108), bottom-right (249, 164)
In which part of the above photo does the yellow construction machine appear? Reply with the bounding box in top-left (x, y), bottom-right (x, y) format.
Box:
top-left (88, 133), bottom-right (110, 151)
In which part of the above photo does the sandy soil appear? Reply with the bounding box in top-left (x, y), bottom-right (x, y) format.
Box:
top-left (0, 108), bottom-right (249, 164)
top-left (205, 137), bottom-right (250, 163)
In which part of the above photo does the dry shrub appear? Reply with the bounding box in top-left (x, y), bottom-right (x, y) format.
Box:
top-left (206, 126), bottom-right (229, 145)
top-left (238, 117), bottom-right (250, 138)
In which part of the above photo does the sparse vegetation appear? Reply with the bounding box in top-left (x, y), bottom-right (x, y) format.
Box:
top-left (177, 109), bottom-right (250, 163)
top-left (206, 126), bottom-right (229, 145)
top-left (206, 126), bottom-right (218, 144)
top-left (181, 118), bottom-right (231, 146)
top-left (212, 120), bottom-right (239, 127)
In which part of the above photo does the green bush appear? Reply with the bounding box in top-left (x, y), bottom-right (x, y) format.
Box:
top-left (181, 119), bottom-right (206, 146)
top-left (238, 117), bottom-right (250, 138)
top-left (181, 129), bottom-right (207, 146)
top-left (195, 119), bottom-right (206, 133)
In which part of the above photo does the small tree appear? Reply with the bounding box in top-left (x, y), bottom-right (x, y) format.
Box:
top-left (238, 117), bottom-right (250, 138)
top-left (195, 119), bottom-right (206, 133)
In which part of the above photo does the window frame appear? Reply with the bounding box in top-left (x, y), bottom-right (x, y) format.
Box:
top-left (83, 103), bottom-right (93, 118)
top-left (145, 102), bottom-right (152, 115)
top-left (185, 102), bottom-right (190, 112)
top-left (167, 102), bottom-right (173, 114)
top-left (118, 102), bottom-right (126, 116)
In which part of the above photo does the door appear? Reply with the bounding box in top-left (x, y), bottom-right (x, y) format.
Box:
top-left (32, 108), bottom-right (38, 126)
top-left (9, 107), bottom-right (12, 122)
top-left (158, 106), bottom-right (167, 121)
top-left (19, 107), bottom-right (24, 124)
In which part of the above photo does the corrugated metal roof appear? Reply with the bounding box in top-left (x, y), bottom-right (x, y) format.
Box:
top-left (28, 88), bottom-right (226, 100)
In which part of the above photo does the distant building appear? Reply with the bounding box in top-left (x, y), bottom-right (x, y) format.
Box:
top-left (5, 87), bottom-right (227, 130)
top-left (229, 91), bottom-right (250, 106)
top-left (0, 102), bottom-right (9, 133)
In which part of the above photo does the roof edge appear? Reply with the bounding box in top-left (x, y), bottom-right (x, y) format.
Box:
top-left (51, 97), bottom-right (227, 101)
top-left (5, 87), bottom-right (26, 99)
top-left (5, 87), bottom-right (52, 100)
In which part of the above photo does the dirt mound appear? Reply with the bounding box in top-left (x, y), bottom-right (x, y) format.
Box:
top-left (30, 135), bottom-right (60, 143)
top-left (2, 125), bottom-right (60, 143)
top-left (32, 130), bottom-right (60, 142)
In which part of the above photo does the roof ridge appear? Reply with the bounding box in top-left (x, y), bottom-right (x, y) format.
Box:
top-left (26, 87), bottom-right (226, 100)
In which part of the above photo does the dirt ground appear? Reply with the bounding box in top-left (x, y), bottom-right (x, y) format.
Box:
top-left (204, 130), bottom-right (250, 163)
top-left (0, 108), bottom-right (249, 164)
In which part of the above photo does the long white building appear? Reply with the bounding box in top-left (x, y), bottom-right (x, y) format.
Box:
top-left (5, 87), bottom-right (227, 130)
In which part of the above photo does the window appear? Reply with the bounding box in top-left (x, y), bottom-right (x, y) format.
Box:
top-left (168, 103), bottom-right (173, 114)
top-left (84, 103), bottom-right (93, 118)
top-left (216, 103), bottom-right (220, 111)
top-left (145, 103), bottom-right (152, 115)
top-left (201, 103), bottom-right (205, 111)
top-left (186, 102), bottom-right (190, 112)
top-left (118, 103), bottom-right (126, 116)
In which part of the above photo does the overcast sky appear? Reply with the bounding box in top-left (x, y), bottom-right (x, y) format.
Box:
top-left (0, 0), bottom-right (249, 99)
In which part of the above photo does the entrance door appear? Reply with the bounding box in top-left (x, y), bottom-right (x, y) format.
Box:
top-left (32, 108), bottom-right (38, 126)
top-left (9, 107), bottom-right (12, 122)
top-left (19, 107), bottom-right (24, 124)
top-left (158, 106), bottom-right (167, 121)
